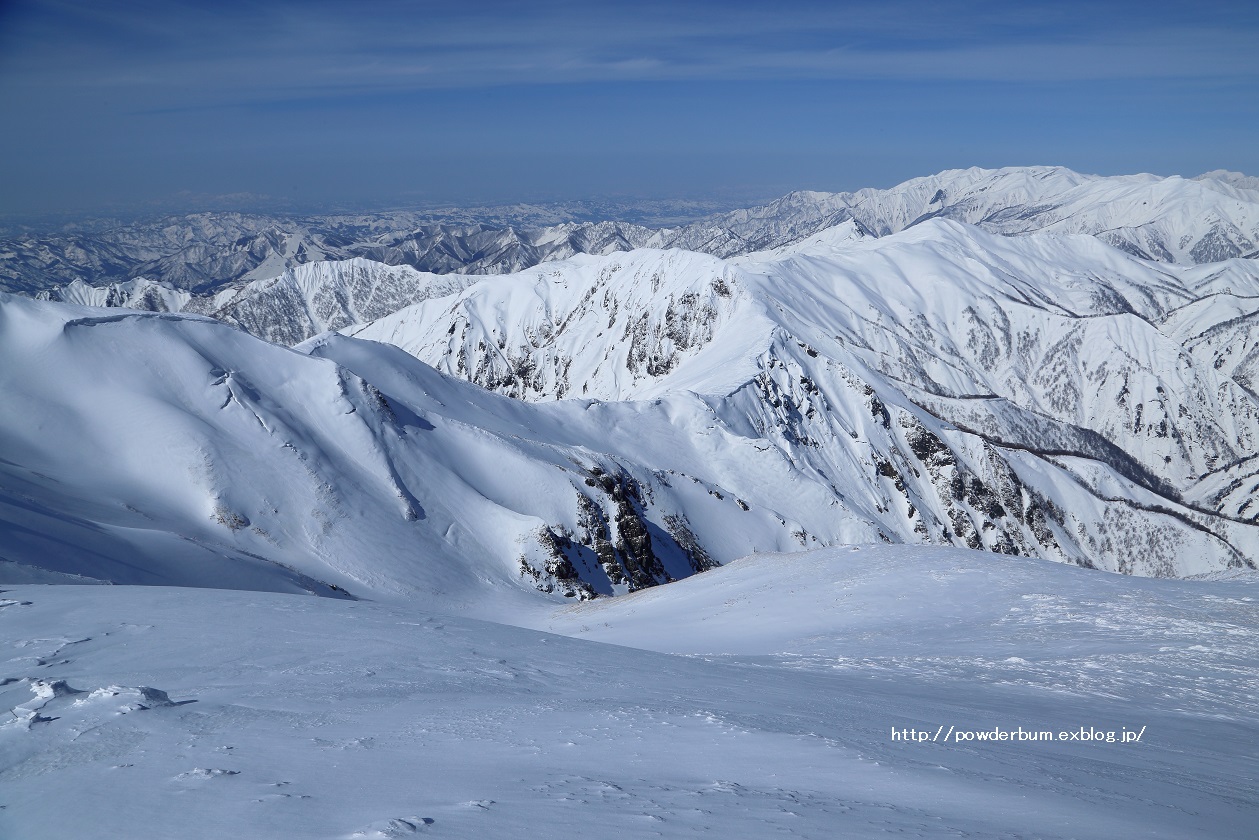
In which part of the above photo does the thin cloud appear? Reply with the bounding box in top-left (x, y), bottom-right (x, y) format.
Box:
top-left (3, 0), bottom-right (1256, 108)
top-left (0, 0), bottom-right (1255, 215)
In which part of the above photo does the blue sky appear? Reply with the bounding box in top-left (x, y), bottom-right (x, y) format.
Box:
top-left (1, 0), bottom-right (1256, 216)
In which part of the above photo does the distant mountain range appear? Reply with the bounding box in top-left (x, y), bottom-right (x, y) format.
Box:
top-left (0, 197), bottom-right (743, 294)
top-left (4, 166), bottom-right (1259, 601)
top-left (8, 167), bottom-right (1256, 301)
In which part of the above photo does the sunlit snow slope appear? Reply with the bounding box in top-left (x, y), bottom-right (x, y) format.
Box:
top-left (6, 175), bottom-right (1259, 590)
top-left (0, 292), bottom-right (855, 604)
top-left (348, 221), bottom-right (1259, 576)
top-left (674, 165), bottom-right (1259, 264)
top-left (1, 546), bottom-right (1255, 839)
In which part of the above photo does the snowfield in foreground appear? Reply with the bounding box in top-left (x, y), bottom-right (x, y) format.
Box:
top-left (2, 545), bottom-right (1256, 839)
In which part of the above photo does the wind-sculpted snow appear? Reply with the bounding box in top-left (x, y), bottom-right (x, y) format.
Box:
top-left (1, 548), bottom-right (1256, 838)
top-left (351, 221), bottom-right (1259, 576)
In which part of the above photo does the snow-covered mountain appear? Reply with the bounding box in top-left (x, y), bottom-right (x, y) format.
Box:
top-left (21, 223), bottom-right (671, 345)
top-left (5, 167), bottom-right (1259, 595)
top-left (1, 292), bottom-right (775, 608)
top-left (675, 166), bottom-right (1259, 263)
top-left (5, 167), bottom-right (1259, 840)
top-left (186, 259), bottom-right (483, 346)
top-left (0, 211), bottom-right (664, 295)
top-left (5, 222), bottom-right (1258, 593)
top-left (32, 276), bottom-right (192, 312)
top-left (347, 221), bottom-right (1259, 576)
top-left (7, 167), bottom-right (1257, 304)
top-left (1195, 169), bottom-right (1259, 193)
top-left (5, 172), bottom-right (1259, 839)
top-left (35, 259), bottom-right (483, 346)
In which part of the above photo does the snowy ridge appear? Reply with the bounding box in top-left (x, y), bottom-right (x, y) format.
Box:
top-left (341, 249), bottom-right (757, 400)
top-left (5, 172), bottom-right (1259, 591)
top-left (5, 189), bottom-right (1259, 836)
top-left (841, 166), bottom-right (1259, 264)
top-left (0, 292), bottom-right (832, 605)
top-left (4, 261), bottom-right (1255, 603)
top-left (1194, 169), bottom-right (1259, 194)
top-left (188, 258), bottom-right (481, 346)
top-left (6, 166), bottom-right (1257, 306)
top-left (0, 212), bottom-right (661, 296)
top-left (33, 259), bottom-right (482, 347)
top-left (34, 276), bottom-right (192, 312)
top-left (350, 221), bottom-right (1259, 576)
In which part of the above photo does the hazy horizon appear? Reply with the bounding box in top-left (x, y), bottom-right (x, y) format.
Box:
top-left (2, 0), bottom-right (1256, 220)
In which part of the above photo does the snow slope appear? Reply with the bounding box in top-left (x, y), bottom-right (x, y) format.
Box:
top-left (34, 259), bottom-right (481, 347)
top-left (545, 545), bottom-right (1259, 721)
top-left (34, 277), bottom-right (192, 312)
top-left (1, 545), bottom-right (1255, 839)
top-left (187, 259), bottom-right (481, 346)
top-left (670, 165), bottom-right (1259, 264)
top-left (8, 199), bottom-right (1259, 592)
top-left (4, 275), bottom-right (1254, 592)
top-left (0, 292), bottom-right (843, 603)
top-left (10, 205), bottom-right (1259, 595)
top-left (347, 223), bottom-right (1259, 575)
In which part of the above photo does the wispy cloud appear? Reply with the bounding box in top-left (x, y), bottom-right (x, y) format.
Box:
top-left (0, 0), bottom-right (1255, 214)
top-left (3, 0), bottom-right (1256, 112)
